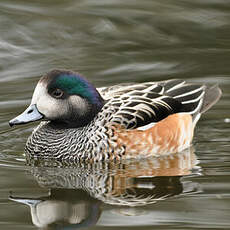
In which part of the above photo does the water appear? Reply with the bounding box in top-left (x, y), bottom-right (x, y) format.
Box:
top-left (0, 0), bottom-right (230, 229)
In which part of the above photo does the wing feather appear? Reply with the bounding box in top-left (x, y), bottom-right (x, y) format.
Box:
top-left (98, 79), bottom-right (219, 130)
top-left (101, 84), bottom-right (182, 129)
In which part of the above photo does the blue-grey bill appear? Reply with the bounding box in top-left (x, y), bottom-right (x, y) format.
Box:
top-left (9, 104), bottom-right (43, 127)
top-left (9, 196), bottom-right (42, 207)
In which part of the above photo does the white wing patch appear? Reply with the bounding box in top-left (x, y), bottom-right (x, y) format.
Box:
top-left (137, 122), bottom-right (156, 131)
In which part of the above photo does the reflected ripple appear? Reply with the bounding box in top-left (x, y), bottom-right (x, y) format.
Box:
top-left (8, 148), bottom-right (201, 229)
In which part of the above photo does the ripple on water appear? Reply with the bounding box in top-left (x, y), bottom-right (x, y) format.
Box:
top-left (0, 0), bottom-right (230, 229)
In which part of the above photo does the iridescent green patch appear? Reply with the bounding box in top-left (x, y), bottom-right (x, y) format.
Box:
top-left (54, 74), bottom-right (94, 102)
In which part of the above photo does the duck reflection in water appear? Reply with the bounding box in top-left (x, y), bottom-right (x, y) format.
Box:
top-left (10, 147), bottom-right (201, 230)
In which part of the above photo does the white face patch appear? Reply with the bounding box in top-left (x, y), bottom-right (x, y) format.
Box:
top-left (31, 82), bottom-right (46, 105)
top-left (69, 95), bottom-right (89, 116)
top-left (30, 82), bottom-right (88, 120)
top-left (31, 82), bottom-right (67, 120)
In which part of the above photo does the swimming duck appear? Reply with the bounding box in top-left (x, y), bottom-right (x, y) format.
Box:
top-left (9, 69), bottom-right (221, 161)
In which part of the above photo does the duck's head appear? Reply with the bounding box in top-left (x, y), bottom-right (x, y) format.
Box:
top-left (9, 69), bottom-right (104, 128)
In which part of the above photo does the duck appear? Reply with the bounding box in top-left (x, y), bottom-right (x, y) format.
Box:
top-left (9, 69), bottom-right (222, 162)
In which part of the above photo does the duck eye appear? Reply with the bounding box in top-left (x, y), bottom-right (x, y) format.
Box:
top-left (52, 88), bottom-right (64, 98)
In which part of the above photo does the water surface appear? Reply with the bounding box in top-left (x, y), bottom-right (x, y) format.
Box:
top-left (0, 0), bottom-right (230, 229)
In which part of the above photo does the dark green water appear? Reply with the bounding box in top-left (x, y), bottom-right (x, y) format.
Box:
top-left (0, 0), bottom-right (230, 229)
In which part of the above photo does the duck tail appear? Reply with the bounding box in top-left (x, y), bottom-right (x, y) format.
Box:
top-left (192, 84), bottom-right (222, 126)
top-left (200, 84), bottom-right (222, 114)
